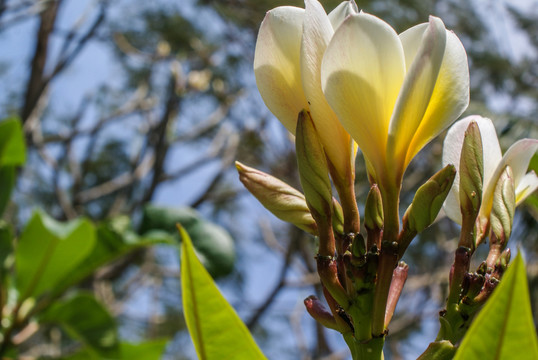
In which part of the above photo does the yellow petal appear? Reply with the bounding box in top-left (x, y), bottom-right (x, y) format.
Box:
top-left (515, 172), bottom-right (538, 205)
top-left (404, 24), bottom-right (470, 167)
top-left (387, 17), bottom-right (446, 180)
top-left (254, 6), bottom-right (308, 134)
top-left (321, 12), bottom-right (405, 177)
top-left (302, 0), bottom-right (353, 180)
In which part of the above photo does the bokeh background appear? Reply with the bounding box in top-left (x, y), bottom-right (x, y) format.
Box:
top-left (1, 0), bottom-right (537, 359)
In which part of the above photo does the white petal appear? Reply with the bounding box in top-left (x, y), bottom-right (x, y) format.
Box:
top-left (301, 0), bottom-right (353, 179)
top-left (441, 116), bottom-right (501, 224)
top-left (481, 138), bottom-right (538, 220)
top-left (387, 17), bottom-right (447, 180)
top-left (321, 12), bottom-right (405, 178)
top-left (442, 117), bottom-right (472, 224)
top-left (253, 7), bottom-right (308, 134)
top-left (515, 171), bottom-right (538, 205)
top-left (405, 27), bottom-right (470, 167)
top-left (328, 0), bottom-right (358, 30)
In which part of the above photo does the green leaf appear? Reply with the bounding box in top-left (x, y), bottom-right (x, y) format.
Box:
top-left (417, 341), bottom-right (456, 360)
top-left (454, 253), bottom-right (538, 360)
top-left (40, 293), bottom-right (119, 357)
top-left (54, 216), bottom-right (171, 296)
top-left (61, 340), bottom-right (168, 360)
top-left (179, 225), bottom-right (266, 360)
top-left (120, 340), bottom-right (168, 359)
top-left (15, 212), bottom-right (96, 299)
top-left (0, 118), bottom-right (26, 167)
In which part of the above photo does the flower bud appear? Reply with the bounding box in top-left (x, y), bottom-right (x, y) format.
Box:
top-left (304, 295), bottom-right (339, 330)
top-left (459, 121), bottom-right (483, 224)
top-left (364, 184), bottom-right (384, 231)
top-left (296, 110), bottom-right (333, 221)
top-left (402, 164), bottom-right (456, 234)
top-left (235, 161), bottom-right (317, 234)
top-left (332, 197), bottom-right (344, 235)
top-left (489, 166), bottom-right (515, 246)
top-left (384, 262), bottom-right (408, 328)
top-left (351, 233), bottom-right (366, 258)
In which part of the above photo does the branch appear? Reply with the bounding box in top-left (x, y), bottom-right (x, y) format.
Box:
top-left (20, 0), bottom-right (61, 123)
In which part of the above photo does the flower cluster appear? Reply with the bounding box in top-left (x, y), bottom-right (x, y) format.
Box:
top-left (236, 1), bottom-right (537, 358)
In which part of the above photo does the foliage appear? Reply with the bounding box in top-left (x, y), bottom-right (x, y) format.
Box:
top-left (454, 253), bottom-right (538, 359)
top-left (179, 226), bottom-right (265, 360)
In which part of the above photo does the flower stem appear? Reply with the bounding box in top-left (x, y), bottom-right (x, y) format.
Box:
top-left (371, 183), bottom-right (400, 336)
top-left (345, 334), bottom-right (385, 360)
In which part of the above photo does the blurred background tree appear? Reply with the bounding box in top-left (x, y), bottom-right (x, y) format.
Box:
top-left (0, 0), bottom-right (536, 359)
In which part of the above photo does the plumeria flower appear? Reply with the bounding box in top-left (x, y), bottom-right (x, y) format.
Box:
top-left (254, 0), bottom-right (357, 183)
top-left (442, 115), bottom-right (538, 231)
top-left (321, 10), bottom-right (469, 194)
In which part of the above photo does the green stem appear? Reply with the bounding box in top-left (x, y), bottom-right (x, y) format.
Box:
top-left (328, 161), bottom-right (360, 235)
top-left (345, 334), bottom-right (385, 360)
top-left (371, 182), bottom-right (400, 336)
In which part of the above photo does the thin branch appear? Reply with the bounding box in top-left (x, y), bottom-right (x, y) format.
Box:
top-left (246, 228), bottom-right (300, 329)
top-left (75, 152), bottom-right (154, 204)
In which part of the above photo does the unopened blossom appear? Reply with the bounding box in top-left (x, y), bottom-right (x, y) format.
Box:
top-left (442, 115), bottom-right (538, 228)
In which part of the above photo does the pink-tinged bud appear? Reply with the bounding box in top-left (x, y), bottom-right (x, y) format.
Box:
top-left (304, 295), bottom-right (339, 330)
top-left (384, 262), bottom-right (409, 328)
top-left (235, 161), bottom-right (317, 235)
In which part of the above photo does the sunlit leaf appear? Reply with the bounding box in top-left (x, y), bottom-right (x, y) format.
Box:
top-left (120, 339), bottom-right (169, 359)
top-left (179, 225), bottom-right (266, 360)
top-left (454, 253), bottom-right (538, 360)
top-left (15, 212), bottom-right (95, 299)
top-left (55, 216), bottom-right (172, 296)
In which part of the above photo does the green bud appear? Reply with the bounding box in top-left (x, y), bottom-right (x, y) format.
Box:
top-left (332, 197), bottom-right (344, 235)
top-left (402, 164), bottom-right (456, 233)
top-left (459, 121), bottom-right (484, 222)
top-left (364, 184), bottom-right (383, 231)
top-left (489, 166), bottom-right (515, 246)
top-left (296, 110), bottom-right (333, 221)
top-left (351, 233), bottom-right (366, 258)
top-left (235, 161), bottom-right (317, 235)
